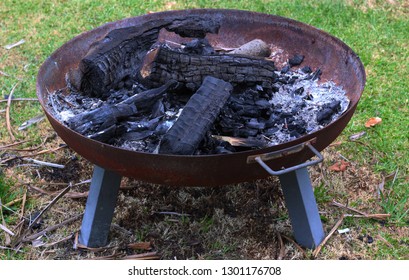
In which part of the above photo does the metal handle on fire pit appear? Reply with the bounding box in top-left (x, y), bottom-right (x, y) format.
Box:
top-left (249, 140), bottom-right (323, 176)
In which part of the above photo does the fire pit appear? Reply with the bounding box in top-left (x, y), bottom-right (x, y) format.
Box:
top-left (36, 9), bottom-right (365, 250)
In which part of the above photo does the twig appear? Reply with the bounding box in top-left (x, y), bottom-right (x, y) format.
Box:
top-left (28, 184), bottom-right (72, 230)
top-left (276, 232), bottom-right (285, 260)
top-left (41, 234), bottom-right (74, 248)
top-left (313, 215), bottom-right (345, 258)
top-left (0, 223), bottom-right (15, 236)
top-left (0, 140), bottom-right (28, 150)
top-left (4, 197), bottom-right (23, 207)
top-left (127, 242), bottom-right (152, 251)
top-left (343, 213), bottom-right (390, 220)
top-left (4, 39), bottom-right (25, 49)
top-left (121, 252), bottom-right (160, 260)
top-left (88, 253), bottom-right (125, 260)
top-left (331, 200), bottom-right (390, 221)
top-left (0, 98), bottom-right (38, 103)
top-left (331, 200), bottom-right (367, 216)
top-left (154, 211), bottom-right (191, 217)
top-left (21, 214), bottom-right (82, 242)
top-left (281, 234), bottom-right (307, 259)
top-left (22, 158), bottom-right (65, 169)
top-left (0, 70), bottom-right (11, 77)
top-left (0, 145), bottom-right (67, 164)
top-left (6, 83), bottom-right (18, 142)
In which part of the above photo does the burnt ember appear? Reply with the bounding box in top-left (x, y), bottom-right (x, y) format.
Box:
top-left (48, 17), bottom-right (349, 155)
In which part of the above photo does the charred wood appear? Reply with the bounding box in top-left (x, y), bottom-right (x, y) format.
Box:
top-left (68, 82), bottom-right (174, 137)
top-left (140, 44), bottom-right (278, 91)
top-left (67, 16), bottom-right (221, 98)
top-left (158, 76), bottom-right (233, 155)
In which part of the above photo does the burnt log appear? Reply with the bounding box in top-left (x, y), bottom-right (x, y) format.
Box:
top-left (67, 15), bottom-right (221, 98)
top-left (68, 82), bottom-right (174, 137)
top-left (140, 44), bottom-right (278, 91)
top-left (158, 76), bottom-right (233, 155)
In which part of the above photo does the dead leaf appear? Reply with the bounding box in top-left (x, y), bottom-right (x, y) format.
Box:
top-left (365, 117), bottom-right (382, 128)
top-left (328, 160), bottom-right (350, 172)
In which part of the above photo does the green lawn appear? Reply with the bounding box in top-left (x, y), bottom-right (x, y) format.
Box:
top-left (1, 0), bottom-right (408, 259)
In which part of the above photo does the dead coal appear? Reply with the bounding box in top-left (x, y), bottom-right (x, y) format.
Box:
top-left (47, 23), bottom-right (348, 156)
top-left (49, 64), bottom-right (348, 155)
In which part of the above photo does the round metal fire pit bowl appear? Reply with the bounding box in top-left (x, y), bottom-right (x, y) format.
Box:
top-left (36, 9), bottom-right (365, 186)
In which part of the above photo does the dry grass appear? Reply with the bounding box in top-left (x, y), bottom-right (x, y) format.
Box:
top-left (1, 0), bottom-right (408, 260)
top-left (1, 127), bottom-right (403, 259)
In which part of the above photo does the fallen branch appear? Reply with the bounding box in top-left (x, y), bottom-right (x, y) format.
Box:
top-left (331, 200), bottom-right (390, 221)
top-left (28, 184), bottom-right (72, 230)
top-left (0, 97), bottom-right (38, 103)
top-left (276, 232), bottom-right (285, 260)
top-left (127, 242), bottom-right (152, 251)
top-left (21, 213), bottom-right (82, 243)
top-left (313, 215), bottom-right (345, 258)
top-left (121, 252), bottom-right (159, 260)
top-left (0, 140), bottom-right (28, 150)
top-left (22, 158), bottom-right (65, 169)
top-left (0, 145), bottom-right (67, 164)
top-left (6, 83), bottom-right (18, 142)
top-left (281, 234), bottom-right (307, 259)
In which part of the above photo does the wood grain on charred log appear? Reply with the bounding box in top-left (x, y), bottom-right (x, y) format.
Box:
top-left (158, 76), bottom-right (233, 155)
top-left (68, 16), bottom-right (221, 98)
top-left (140, 44), bottom-right (278, 91)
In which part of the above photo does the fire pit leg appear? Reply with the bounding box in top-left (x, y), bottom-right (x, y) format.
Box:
top-left (278, 167), bottom-right (325, 249)
top-left (79, 165), bottom-right (122, 248)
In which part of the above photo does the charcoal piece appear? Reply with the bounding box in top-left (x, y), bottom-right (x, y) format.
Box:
top-left (306, 68), bottom-right (322, 81)
top-left (120, 80), bottom-right (176, 111)
top-left (140, 43), bottom-right (277, 91)
top-left (294, 87), bottom-right (304, 95)
top-left (183, 38), bottom-right (215, 55)
top-left (88, 124), bottom-right (126, 143)
top-left (68, 103), bottom-right (137, 135)
top-left (265, 127), bottom-right (279, 136)
top-left (68, 15), bottom-right (221, 97)
top-left (122, 130), bottom-right (154, 141)
top-left (151, 99), bottom-right (165, 118)
top-left (255, 99), bottom-right (271, 109)
top-left (280, 65), bottom-right (290, 74)
top-left (246, 118), bottom-right (265, 130)
top-left (301, 66), bottom-right (312, 73)
top-left (234, 128), bottom-right (259, 138)
top-left (125, 117), bottom-right (162, 132)
top-left (316, 100), bottom-right (341, 124)
top-left (68, 82), bottom-right (173, 136)
top-left (288, 54), bottom-right (304, 67)
top-left (166, 15), bottom-right (221, 38)
top-left (158, 76), bottom-right (233, 155)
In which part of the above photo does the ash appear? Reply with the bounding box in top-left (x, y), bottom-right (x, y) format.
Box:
top-left (48, 67), bottom-right (348, 155)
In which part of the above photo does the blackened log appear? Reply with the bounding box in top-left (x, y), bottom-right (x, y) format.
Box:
top-left (68, 103), bottom-right (137, 135)
top-left (67, 16), bottom-right (221, 98)
top-left (119, 80), bottom-right (176, 109)
top-left (158, 76), bottom-right (233, 155)
top-left (140, 44), bottom-right (278, 91)
top-left (68, 82), bottom-right (173, 136)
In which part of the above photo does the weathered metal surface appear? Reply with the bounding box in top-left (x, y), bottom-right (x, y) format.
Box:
top-left (36, 9), bottom-right (365, 186)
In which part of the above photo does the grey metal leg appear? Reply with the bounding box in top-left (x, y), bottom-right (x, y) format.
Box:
top-left (278, 167), bottom-right (325, 249)
top-left (79, 165), bottom-right (122, 248)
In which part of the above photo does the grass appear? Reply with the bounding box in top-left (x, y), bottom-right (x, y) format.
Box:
top-left (1, 0), bottom-right (408, 260)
